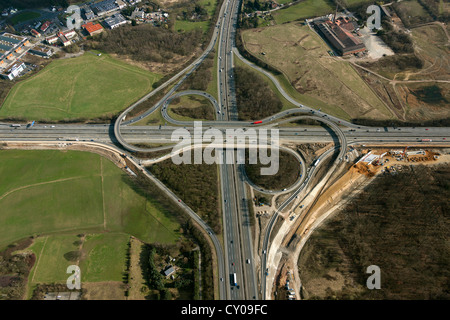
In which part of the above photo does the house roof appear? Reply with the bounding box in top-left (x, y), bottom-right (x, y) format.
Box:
top-left (82, 22), bottom-right (103, 34)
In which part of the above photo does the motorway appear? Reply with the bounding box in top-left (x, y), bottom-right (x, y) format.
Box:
top-left (217, 0), bottom-right (258, 300)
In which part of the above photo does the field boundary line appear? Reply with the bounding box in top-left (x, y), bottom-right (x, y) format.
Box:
top-left (100, 157), bottom-right (106, 230)
top-left (31, 236), bottom-right (48, 284)
top-left (0, 175), bottom-right (94, 201)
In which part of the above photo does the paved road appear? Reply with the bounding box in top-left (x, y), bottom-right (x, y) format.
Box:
top-left (217, 0), bottom-right (259, 300)
top-left (260, 115), bottom-right (347, 299)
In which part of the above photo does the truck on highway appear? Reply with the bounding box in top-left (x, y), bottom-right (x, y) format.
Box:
top-left (10, 124), bottom-right (21, 128)
top-left (421, 139), bottom-right (432, 142)
top-left (313, 159), bottom-right (320, 166)
top-left (252, 120), bottom-right (263, 125)
top-left (231, 273), bottom-right (237, 286)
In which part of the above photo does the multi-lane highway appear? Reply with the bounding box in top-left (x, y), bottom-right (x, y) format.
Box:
top-left (217, 0), bottom-right (258, 300)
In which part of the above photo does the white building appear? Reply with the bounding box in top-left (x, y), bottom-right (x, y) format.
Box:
top-left (104, 14), bottom-right (127, 29)
top-left (1, 61), bottom-right (25, 80)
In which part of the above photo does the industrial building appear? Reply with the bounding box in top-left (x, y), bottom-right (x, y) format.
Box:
top-left (0, 33), bottom-right (30, 80)
top-left (29, 46), bottom-right (53, 58)
top-left (58, 33), bottom-right (71, 46)
top-left (313, 18), bottom-right (366, 56)
top-left (131, 8), bottom-right (145, 20)
top-left (46, 35), bottom-right (59, 45)
top-left (31, 29), bottom-right (41, 38)
top-left (82, 22), bottom-right (104, 36)
top-left (0, 33), bottom-right (29, 65)
top-left (1, 61), bottom-right (26, 80)
top-left (104, 14), bottom-right (127, 29)
top-left (82, 6), bottom-right (95, 20)
top-left (91, 0), bottom-right (120, 17)
top-left (41, 21), bottom-right (51, 32)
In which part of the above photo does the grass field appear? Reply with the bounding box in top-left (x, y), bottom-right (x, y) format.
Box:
top-left (241, 23), bottom-right (393, 120)
top-left (0, 150), bottom-right (181, 249)
top-left (272, 0), bottom-right (334, 24)
top-left (9, 11), bottom-right (41, 25)
top-left (393, 0), bottom-right (433, 27)
top-left (0, 53), bottom-right (161, 121)
top-left (79, 233), bottom-right (129, 282)
top-left (174, 0), bottom-right (216, 33)
top-left (174, 20), bottom-right (210, 33)
top-left (168, 95), bottom-right (215, 121)
top-left (343, 0), bottom-right (373, 6)
top-left (24, 232), bottom-right (129, 298)
top-left (28, 235), bottom-right (80, 284)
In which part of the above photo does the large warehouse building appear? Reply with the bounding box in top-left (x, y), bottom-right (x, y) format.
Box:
top-left (0, 33), bottom-right (30, 80)
top-left (314, 18), bottom-right (366, 56)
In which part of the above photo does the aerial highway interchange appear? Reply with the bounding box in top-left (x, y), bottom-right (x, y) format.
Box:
top-left (0, 0), bottom-right (449, 301)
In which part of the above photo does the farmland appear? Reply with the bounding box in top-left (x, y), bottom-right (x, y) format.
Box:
top-left (0, 150), bottom-right (181, 250)
top-left (298, 164), bottom-right (450, 299)
top-left (272, 0), bottom-right (334, 25)
top-left (8, 11), bottom-right (41, 25)
top-left (241, 23), bottom-right (392, 121)
top-left (24, 232), bottom-right (130, 298)
top-left (0, 53), bottom-right (161, 121)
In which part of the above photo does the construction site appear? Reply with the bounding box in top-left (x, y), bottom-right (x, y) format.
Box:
top-left (262, 142), bottom-right (450, 300)
top-left (352, 146), bottom-right (442, 177)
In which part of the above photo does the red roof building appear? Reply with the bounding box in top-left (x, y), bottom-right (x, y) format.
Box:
top-left (82, 22), bottom-right (104, 36)
top-left (41, 21), bottom-right (51, 32)
top-left (31, 29), bottom-right (41, 37)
